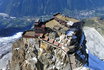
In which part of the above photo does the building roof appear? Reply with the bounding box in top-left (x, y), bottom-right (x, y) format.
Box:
top-left (54, 13), bottom-right (79, 23)
top-left (45, 19), bottom-right (68, 30)
top-left (22, 30), bottom-right (35, 38)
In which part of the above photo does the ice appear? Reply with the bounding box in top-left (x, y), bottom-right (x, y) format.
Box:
top-left (0, 32), bottom-right (23, 69)
top-left (84, 27), bottom-right (104, 59)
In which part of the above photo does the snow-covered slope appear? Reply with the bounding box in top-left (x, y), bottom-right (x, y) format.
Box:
top-left (84, 27), bottom-right (104, 60)
top-left (0, 32), bottom-right (22, 70)
top-left (84, 27), bottom-right (104, 70)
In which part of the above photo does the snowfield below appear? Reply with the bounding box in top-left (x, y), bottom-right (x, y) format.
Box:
top-left (0, 32), bottom-right (22, 70)
top-left (84, 27), bottom-right (104, 70)
top-left (84, 27), bottom-right (104, 59)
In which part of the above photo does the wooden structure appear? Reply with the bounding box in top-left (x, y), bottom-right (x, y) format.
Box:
top-left (23, 13), bottom-right (82, 38)
top-left (45, 18), bottom-right (68, 32)
top-left (54, 13), bottom-right (79, 23)
top-left (22, 30), bottom-right (35, 38)
top-left (22, 13), bottom-right (81, 52)
top-left (54, 13), bottom-right (82, 28)
top-left (34, 20), bottom-right (46, 37)
top-left (22, 13), bottom-right (87, 70)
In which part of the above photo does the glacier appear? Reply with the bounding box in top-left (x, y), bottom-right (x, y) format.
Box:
top-left (84, 27), bottom-right (104, 70)
top-left (0, 32), bottom-right (23, 70)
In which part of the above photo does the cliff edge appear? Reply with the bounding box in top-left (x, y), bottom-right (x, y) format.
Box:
top-left (8, 13), bottom-right (89, 70)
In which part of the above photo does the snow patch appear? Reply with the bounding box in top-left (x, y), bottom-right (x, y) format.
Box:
top-left (0, 53), bottom-right (12, 70)
top-left (67, 21), bottom-right (74, 26)
top-left (74, 67), bottom-right (89, 70)
top-left (0, 13), bottom-right (9, 17)
top-left (84, 27), bottom-right (104, 59)
top-left (84, 27), bottom-right (104, 70)
top-left (0, 32), bottom-right (23, 69)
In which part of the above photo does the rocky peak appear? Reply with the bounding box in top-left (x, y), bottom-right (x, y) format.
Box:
top-left (8, 13), bottom-right (89, 70)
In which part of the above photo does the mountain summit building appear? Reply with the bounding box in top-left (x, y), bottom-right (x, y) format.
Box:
top-left (22, 13), bottom-right (88, 70)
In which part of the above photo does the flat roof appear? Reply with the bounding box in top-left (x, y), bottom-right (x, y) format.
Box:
top-left (22, 30), bottom-right (35, 37)
top-left (54, 14), bottom-right (79, 23)
top-left (45, 19), bottom-right (68, 30)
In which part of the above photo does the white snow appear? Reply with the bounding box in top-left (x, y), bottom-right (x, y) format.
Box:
top-left (74, 67), bottom-right (89, 70)
top-left (66, 31), bottom-right (74, 36)
top-left (0, 53), bottom-right (12, 70)
top-left (67, 21), bottom-right (74, 26)
top-left (0, 32), bottom-right (23, 69)
top-left (0, 32), bottom-right (23, 57)
top-left (14, 48), bottom-right (20, 50)
top-left (0, 13), bottom-right (9, 17)
top-left (84, 27), bottom-right (104, 70)
top-left (32, 57), bottom-right (37, 62)
top-left (84, 27), bottom-right (104, 59)
top-left (86, 49), bottom-right (89, 54)
top-left (29, 57), bottom-right (37, 64)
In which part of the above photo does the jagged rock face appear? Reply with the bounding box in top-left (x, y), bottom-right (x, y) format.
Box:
top-left (0, 0), bottom-right (104, 17)
top-left (9, 38), bottom-right (87, 70)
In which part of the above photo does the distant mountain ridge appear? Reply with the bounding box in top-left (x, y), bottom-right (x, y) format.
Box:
top-left (0, 0), bottom-right (104, 17)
